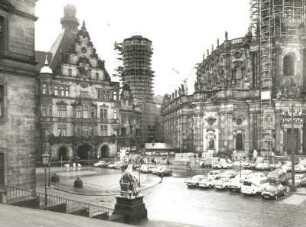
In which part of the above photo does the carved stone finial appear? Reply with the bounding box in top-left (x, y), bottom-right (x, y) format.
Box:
top-left (225, 31), bottom-right (228, 41)
top-left (217, 38), bottom-right (220, 47)
top-left (212, 44), bottom-right (214, 52)
top-left (207, 49), bottom-right (209, 56)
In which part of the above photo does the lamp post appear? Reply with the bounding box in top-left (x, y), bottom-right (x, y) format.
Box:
top-left (290, 104), bottom-right (296, 192)
top-left (42, 152), bottom-right (50, 207)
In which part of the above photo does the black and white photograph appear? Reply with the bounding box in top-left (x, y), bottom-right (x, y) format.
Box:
top-left (1, 0), bottom-right (306, 226)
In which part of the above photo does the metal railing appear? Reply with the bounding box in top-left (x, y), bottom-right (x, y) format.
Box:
top-left (5, 186), bottom-right (113, 217)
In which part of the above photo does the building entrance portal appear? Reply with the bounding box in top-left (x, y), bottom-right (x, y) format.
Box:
top-left (100, 145), bottom-right (110, 158)
top-left (284, 128), bottom-right (300, 154)
top-left (58, 146), bottom-right (69, 161)
top-left (77, 144), bottom-right (92, 160)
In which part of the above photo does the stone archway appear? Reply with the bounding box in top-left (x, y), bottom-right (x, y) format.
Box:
top-left (100, 145), bottom-right (110, 158)
top-left (77, 144), bottom-right (93, 160)
top-left (58, 146), bottom-right (69, 161)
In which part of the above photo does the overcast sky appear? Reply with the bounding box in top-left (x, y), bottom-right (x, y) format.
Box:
top-left (35, 0), bottom-right (250, 96)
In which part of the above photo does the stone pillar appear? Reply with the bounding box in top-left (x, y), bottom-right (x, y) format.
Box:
top-left (280, 128), bottom-right (284, 155)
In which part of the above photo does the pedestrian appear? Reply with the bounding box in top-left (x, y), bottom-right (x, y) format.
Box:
top-left (160, 173), bottom-right (164, 183)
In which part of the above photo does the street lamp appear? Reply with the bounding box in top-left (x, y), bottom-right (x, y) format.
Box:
top-left (290, 104), bottom-right (296, 192)
top-left (42, 152), bottom-right (50, 207)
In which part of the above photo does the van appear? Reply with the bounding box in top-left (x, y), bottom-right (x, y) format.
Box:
top-left (241, 177), bottom-right (269, 195)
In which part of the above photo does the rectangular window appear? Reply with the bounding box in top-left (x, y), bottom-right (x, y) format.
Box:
top-left (77, 127), bottom-right (81, 136)
top-left (83, 107), bottom-right (88, 118)
top-left (97, 89), bottom-right (101, 99)
top-left (100, 108), bottom-right (107, 121)
top-left (65, 87), bottom-right (69, 97)
top-left (58, 105), bottom-right (67, 118)
top-left (90, 107), bottom-right (95, 118)
top-left (48, 85), bottom-right (52, 95)
top-left (42, 84), bottom-right (47, 95)
top-left (113, 109), bottom-right (117, 119)
top-left (90, 126), bottom-right (95, 136)
top-left (48, 106), bottom-right (52, 116)
top-left (58, 124), bottom-right (67, 136)
top-left (54, 86), bottom-right (59, 96)
top-left (41, 106), bottom-right (47, 117)
top-left (113, 91), bottom-right (117, 101)
top-left (0, 85), bottom-right (3, 117)
top-left (76, 107), bottom-right (81, 118)
top-left (83, 127), bottom-right (88, 136)
top-left (60, 87), bottom-right (65, 96)
top-left (100, 125), bottom-right (108, 136)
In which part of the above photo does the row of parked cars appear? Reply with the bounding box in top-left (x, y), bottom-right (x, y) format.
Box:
top-left (185, 168), bottom-right (306, 200)
top-left (93, 160), bottom-right (173, 176)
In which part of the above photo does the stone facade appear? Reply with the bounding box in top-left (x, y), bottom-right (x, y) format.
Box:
top-left (162, 0), bottom-right (306, 158)
top-left (37, 6), bottom-right (141, 161)
top-left (0, 0), bottom-right (38, 189)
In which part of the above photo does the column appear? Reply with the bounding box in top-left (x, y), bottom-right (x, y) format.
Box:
top-left (300, 127), bottom-right (303, 154)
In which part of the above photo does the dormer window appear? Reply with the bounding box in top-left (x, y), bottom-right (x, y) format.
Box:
top-left (68, 68), bottom-right (72, 76)
top-left (96, 72), bottom-right (99, 80)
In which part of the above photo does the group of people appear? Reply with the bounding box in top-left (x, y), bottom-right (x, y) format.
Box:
top-left (64, 162), bottom-right (82, 171)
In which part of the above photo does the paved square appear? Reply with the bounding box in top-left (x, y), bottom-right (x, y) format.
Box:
top-left (279, 194), bottom-right (306, 206)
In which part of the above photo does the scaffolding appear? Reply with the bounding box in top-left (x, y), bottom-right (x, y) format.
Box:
top-left (250, 0), bottom-right (306, 154)
top-left (115, 36), bottom-right (154, 103)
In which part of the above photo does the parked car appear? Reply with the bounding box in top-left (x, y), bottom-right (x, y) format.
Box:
top-left (255, 162), bottom-right (270, 171)
top-left (268, 162), bottom-right (282, 171)
top-left (198, 177), bottom-right (215, 189)
top-left (227, 176), bottom-right (244, 192)
top-left (267, 168), bottom-right (288, 185)
top-left (219, 170), bottom-right (237, 179)
top-left (93, 160), bottom-right (108, 167)
top-left (237, 170), bottom-right (253, 180)
top-left (261, 183), bottom-right (287, 200)
top-left (294, 164), bottom-right (306, 173)
top-left (207, 170), bottom-right (222, 180)
top-left (288, 174), bottom-right (306, 187)
top-left (241, 177), bottom-right (269, 195)
top-left (242, 161), bottom-right (255, 170)
top-left (139, 165), bottom-right (151, 173)
top-left (154, 166), bottom-right (172, 176)
top-left (214, 178), bottom-right (230, 190)
top-left (185, 175), bottom-right (206, 188)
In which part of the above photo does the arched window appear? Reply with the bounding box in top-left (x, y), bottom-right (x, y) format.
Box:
top-left (283, 54), bottom-right (295, 76)
top-left (234, 66), bottom-right (243, 80)
top-left (236, 133), bottom-right (243, 150)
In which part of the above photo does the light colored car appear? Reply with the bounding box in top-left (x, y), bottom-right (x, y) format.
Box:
top-left (288, 174), bottom-right (306, 187)
top-left (241, 177), bottom-right (269, 195)
top-left (227, 176), bottom-right (244, 191)
top-left (207, 170), bottom-right (222, 180)
top-left (261, 183), bottom-right (287, 200)
top-left (185, 175), bottom-right (206, 188)
top-left (268, 162), bottom-right (282, 171)
top-left (219, 170), bottom-right (237, 179)
top-left (154, 166), bottom-right (172, 176)
top-left (294, 164), bottom-right (306, 173)
top-left (248, 172), bottom-right (266, 179)
top-left (93, 160), bottom-right (107, 167)
top-left (214, 178), bottom-right (230, 190)
top-left (255, 162), bottom-right (270, 171)
top-left (198, 177), bottom-right (215, 189)
top-left (139, 165), bottom-right (151, 173)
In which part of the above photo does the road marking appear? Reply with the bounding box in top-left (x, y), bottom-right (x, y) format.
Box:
top-left (279, 194), bottom-right (306, 206)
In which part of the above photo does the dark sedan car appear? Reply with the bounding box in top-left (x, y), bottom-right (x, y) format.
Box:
top-left (261, 183), bottom-right (287, 200)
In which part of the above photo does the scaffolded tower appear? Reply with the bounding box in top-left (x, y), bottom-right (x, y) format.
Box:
top-left (116, 35), bottom-right (154, 103)
top-left (115, 35), bottom-right (157, 144)
top-left (249, 0), bottom-right (306, 154)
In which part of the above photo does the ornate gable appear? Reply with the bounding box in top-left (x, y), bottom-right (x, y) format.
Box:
top-left (63, 21), bottom-right (110, 81)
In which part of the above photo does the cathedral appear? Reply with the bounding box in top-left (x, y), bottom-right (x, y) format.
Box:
top-left (162, 0), bottom-right (306, 159)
